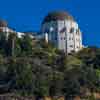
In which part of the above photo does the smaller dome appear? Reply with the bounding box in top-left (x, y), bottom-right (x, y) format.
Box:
top-left (0, 19), bottom-right (8, 27)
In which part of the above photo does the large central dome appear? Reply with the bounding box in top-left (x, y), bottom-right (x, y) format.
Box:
top-left (43, 11), bottom-right (74, 24)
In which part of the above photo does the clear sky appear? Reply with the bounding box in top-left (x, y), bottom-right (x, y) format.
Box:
top-left (0, 0), bottom-right (100, 47)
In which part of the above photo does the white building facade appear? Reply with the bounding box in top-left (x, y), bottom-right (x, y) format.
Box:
top-left (0, 19), bottom-right (34, 39)
top-left (41, 11), bottom-right (83, 54)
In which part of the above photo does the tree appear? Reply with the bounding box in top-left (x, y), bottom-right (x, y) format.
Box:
top-left (15, 62), bottom-right (34, 95)
top-left (20, 34), bottom-right (33, 55)
top-left (0, 32), bottom-right (7, 55)
top-left (7, 32), bottom-right (17, 57)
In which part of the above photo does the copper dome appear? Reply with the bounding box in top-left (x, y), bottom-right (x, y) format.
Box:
top-left (0, 19), bottom-right (8, 27)
top-left (42, 11), bottom-right (74, 24)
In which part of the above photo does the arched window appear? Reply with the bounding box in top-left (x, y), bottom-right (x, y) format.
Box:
top-left (76, 29), bottom-right (80, 35)
top-left (60, 27), bottom-right (67, 33)
top-left (70, 27), bottom-right (74, 33)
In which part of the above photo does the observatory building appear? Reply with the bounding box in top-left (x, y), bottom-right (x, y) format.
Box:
top-left (41, 11), bottom-right (83, 53)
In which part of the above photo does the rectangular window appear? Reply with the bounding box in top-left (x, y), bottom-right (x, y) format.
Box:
top-left (61, 37), bottom-right (63, 40)
top-left (70, 45), bottom-right (73, 48)
top-left (69, 37), bottom-right (71, 40)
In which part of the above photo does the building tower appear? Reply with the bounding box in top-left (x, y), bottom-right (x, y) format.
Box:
top-left (41, 11), bottom-right (82, 53)
top-left (0, 19), bottom-right (26, 38)
top-left (0, 19), bottom-right (15, 38)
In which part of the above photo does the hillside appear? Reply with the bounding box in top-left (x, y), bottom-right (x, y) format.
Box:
top-left (0, 32), bottom-right (100, 99)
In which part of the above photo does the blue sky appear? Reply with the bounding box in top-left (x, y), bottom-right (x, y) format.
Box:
top-left (0, 0), bottom-right (100, 47)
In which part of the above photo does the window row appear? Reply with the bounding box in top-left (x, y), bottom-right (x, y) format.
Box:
top-left (60, 37), bottom-right (80, 41)
top-left (69, 45), bottom-right (80, 49)
top-left (70, 28), bottom-right (80, 35)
